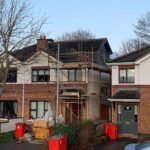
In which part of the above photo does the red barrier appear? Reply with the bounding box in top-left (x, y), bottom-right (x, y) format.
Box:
top-left (48, 134), bottom-right (67, 150)
top-left (104, 123), bottom-right (110, 137)
top-left (15, 123), bottom-right (25, 139)
top-left (108, 124), bottom-right (117, 140)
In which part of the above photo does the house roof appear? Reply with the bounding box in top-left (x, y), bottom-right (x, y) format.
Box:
top-left (108, 89), bottom-right (140, 102)
top-left (108, 45), bottom-right (150, 63)
top-left (11, 38), bottom-right (112, 64)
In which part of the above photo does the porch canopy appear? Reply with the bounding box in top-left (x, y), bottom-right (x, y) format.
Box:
top-left (108, 89), bottom-right (140, 102)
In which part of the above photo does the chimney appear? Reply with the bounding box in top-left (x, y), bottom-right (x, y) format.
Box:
top-left (37, 35), bottom-right (48, 50)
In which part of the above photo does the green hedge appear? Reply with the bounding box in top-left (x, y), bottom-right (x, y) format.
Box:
top-left (52, 124), bottom-right (78, 146)
top-left (0, 131), bottom-right (15, 144)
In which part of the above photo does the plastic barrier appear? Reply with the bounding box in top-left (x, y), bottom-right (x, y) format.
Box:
top-left (48, 134), bottom-right (67, 150)
top-left (108, 124), bottom-right (117, 140)
top-left (104, 123), bottom-right (110, 137)
top-left (15, 123), bottom-right (25, 139)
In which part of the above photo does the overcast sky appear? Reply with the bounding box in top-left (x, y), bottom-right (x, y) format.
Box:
top-left (33, 0), bottom-right (150, 52)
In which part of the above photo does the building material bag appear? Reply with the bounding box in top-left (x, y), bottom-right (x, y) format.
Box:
top-left (32, 126), bottom-right (49, 140)
top-left (33, 119), bottom-right (47, 128)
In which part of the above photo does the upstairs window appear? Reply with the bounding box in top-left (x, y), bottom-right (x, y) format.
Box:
top-left (68, 69), bottom-right (82, 81)
top-left (119, 68), bottom-right (135, 83)
top-left (32, 69), bottom-right (49, 82)
top-left (6, 69), bottom-right (17, 83)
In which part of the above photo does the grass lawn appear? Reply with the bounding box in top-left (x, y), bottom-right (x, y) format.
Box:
top-left (0, 131), bottom-right (15, 144)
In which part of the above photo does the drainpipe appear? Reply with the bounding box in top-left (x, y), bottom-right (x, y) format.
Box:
top-left (22, 83), bottom-right (25, 118)
top-left (22, 64), bottom-right (25, 118)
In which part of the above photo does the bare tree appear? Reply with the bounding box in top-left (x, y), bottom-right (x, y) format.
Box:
top-left (119, 38), bottom-right (146, 55)
top-left (0, 0), bottom-right (46, 94)
top-left (118, 11), bottom-right (150, 55)
top-left (57, 29), bottom-right (96, 41)
top-left (134, 12), bottom-right (150, 43)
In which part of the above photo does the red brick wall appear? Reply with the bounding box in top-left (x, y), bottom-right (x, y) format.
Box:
top-left (0, 83), bottom-right (86, 122)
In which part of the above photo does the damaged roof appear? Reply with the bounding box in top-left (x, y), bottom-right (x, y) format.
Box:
top-left (11, 38), bottom-right (112, 63)
top-left (108, 45), bottom-right (150, 63)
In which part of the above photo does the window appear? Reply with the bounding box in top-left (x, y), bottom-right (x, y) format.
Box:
top-left (119, 68), bottom-right (135, 83)
top-left (68, 69), bottom-right (75, 81)
top-left (68, 69), bottom-right (82, 81)
top-left (117, 104), bottom-right (121, 122)
top-left (30, 101), bottom-right (51, 119)
top-left (32, 69), bottom-right (49, 82)
top-left (0, 101), bottom-right (17, 118)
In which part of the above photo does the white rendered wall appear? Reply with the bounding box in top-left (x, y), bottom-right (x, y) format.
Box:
top-left (112, 65), bottom-right (119, 85)
top-left (139, 56), bottom-right (150, 84)
top-left (1, 118), bottom-right (23, 133)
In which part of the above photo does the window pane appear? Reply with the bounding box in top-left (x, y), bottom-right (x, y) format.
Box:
top-left (13, 102), bottom-right (17, 114)
top-left (48, 102), bottom-right (51, 111)
top-left (6, 70), bottom-right (17, 83)
top-left (117, 105), bottom-right (121, 114)
top-left (127, 69), bottom-right (135, 83)
top-left (119, 70), bottom-right (126, 83)
top-left (45, 102), bottom-right (48, 110)
top-left (32, 76), bottom-right (37, 82)
top-left (37, 102), bottom-right (44, 118)
top-left (44, 75), bottom-right (49, 81)
top-left (38, 75), bottom-right (45, 82)
top-left (31, 102), bottom-right (36, 109)
top-left (0, 102), bottom-right (3, 117)
top-left (32, 70), bottom-right (37, 75)
top-left (45, 70), bottom-right (49, 75)
top-left (39, 70), bottom-right (44, 75)
top-left (31, 111), bottom-right (36, 118)
top-left (69, 69), bottom-right (75, 81)
top-left (134, 105), bottom-right (137, 115)
top-left (76, 70), bottom-right (82, 81)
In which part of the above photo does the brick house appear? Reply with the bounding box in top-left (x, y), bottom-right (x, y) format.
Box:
top-left (0, 37), bottom-right (112, 125)
top-left (108, 45), bottom-right (150, 138)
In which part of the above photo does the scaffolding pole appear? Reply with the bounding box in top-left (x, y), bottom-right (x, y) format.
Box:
top-left (56, 44), bottom-right (60, 123)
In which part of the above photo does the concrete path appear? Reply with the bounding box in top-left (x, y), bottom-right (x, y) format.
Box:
top-left (94, 139), bottom-right (137, 150)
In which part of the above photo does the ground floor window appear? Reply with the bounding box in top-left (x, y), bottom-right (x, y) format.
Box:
top-left (30, 101), bottom-right (51, 119)
top-left (0, 100), bottom-right (17, 118)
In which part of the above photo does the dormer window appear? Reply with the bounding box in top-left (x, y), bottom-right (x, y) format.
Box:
top-left (119, 68), bottom-right (135, 83)
top-left (32, 69), bottom-right (49, 82)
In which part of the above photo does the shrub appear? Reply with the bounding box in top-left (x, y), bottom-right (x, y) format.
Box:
top-left (52, 124), bottom-right (78, 146)
top-left (0, 131), bottom-right (15, 144)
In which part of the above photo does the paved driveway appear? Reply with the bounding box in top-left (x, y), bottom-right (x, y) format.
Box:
top-left (0, 140), bottom-right (48, 150)
top-left (0, 139), bottom-right (137, 150)
top-left (94, 139), bottom-right (137, 150)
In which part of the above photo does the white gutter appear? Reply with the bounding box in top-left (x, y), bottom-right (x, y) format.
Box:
top-left (107, 62), bottom-right (136, 66)
top-left (108, 98), bottom-right (140, 102)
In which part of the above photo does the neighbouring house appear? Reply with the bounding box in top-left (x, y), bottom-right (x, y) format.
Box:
top-left (0, 37), bottom-right (112, 129)
top-left (108, 45), bottom-right (150, 138)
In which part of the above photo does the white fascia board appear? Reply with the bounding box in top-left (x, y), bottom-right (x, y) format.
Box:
top-left (135, 53), bottom-right (150, 64)
top-left (108, 98), bottom-right (140, 102)
top-left (26, 50), bottom-right (62, 65)
top-left (107, 62), bottom-right (135, 66)
top-left (26, 51), bottom-right (48, 62)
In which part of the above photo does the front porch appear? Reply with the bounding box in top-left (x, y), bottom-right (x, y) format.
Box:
top-left (108, 89), bottom-right (140, 137)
